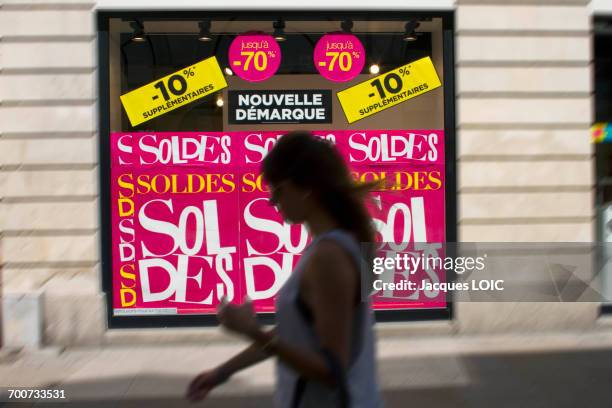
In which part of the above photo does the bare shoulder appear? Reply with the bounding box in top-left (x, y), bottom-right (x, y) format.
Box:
top-left (303, 239), bottom-right (357, 288)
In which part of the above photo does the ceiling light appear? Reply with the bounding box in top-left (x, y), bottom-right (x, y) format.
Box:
top-left (341, 19), bottom-right (353, 33)
top-left (198, 20), bottom-right (213, 42)
top-left (403, 20), bottom-right (420, 42)
top-left (216, 96), bottom-right (224, 107)
top-left (273, 19), bottom-right (286, 42)
top-left (130, 21), bottom-right (146, 42)
top-left (224, 67), bottom-right (234, 76)
top-left (369, 64), bottom-right (380, 75)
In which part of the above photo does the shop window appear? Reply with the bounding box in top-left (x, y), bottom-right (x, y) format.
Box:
top-left (594, 17), bottom-right (612, 312)
top-left (97, 11), bottom-right (456, 327)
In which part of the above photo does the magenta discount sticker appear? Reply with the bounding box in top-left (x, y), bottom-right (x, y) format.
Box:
top-left (229, 34), bottom-right (281, 82)
top-left (314, 33), bottom-right (365, 82)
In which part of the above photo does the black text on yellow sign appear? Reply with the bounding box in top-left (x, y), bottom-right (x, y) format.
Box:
top-left (120, 56), bottom-right (228, 126)
top-left (336, 57), bottom-right (441, 124)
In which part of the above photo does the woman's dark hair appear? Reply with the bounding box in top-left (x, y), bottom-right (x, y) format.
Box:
top-left (262, 131), bottom-right (377, 247)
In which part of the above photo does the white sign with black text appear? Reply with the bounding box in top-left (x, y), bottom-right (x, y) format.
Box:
top-left (228, 90), bottom-right (332, 125)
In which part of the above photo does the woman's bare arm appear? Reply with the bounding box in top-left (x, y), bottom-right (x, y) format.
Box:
top-left (215, 327), bottom-right (276, 379)
top-left (186, 327), bottom-right (277, 401)
top-left (248, 241), bottom-right (356, 386)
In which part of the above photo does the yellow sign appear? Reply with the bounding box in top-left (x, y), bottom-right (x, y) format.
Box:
top-left (337, 57), bottom-right (441, 124)
top-left (120, 56), bottom-right (228, 126)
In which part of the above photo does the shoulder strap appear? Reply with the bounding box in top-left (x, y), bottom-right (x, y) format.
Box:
top-left (320, 348), bottom-right (351, 408)
top-left (291, 376), bottom-right (308, 408)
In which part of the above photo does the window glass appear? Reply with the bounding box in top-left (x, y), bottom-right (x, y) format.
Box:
top-left (104, 13), bottom-right (451, 322)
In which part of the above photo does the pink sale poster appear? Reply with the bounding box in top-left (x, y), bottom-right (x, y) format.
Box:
top-left (110, 130), bottom-right (445, 316)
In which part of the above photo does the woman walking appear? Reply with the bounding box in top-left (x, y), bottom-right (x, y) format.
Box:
top-left (187, 131), bottom-right (384, 407)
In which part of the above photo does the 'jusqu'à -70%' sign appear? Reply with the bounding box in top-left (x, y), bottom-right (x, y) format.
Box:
top-left (229, 34), bottom-right (282, 82)
top-left (110, 130), bottom-right (447, 316)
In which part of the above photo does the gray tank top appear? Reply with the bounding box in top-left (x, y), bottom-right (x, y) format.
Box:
top-left (274, 229), bottom-right (385, 408)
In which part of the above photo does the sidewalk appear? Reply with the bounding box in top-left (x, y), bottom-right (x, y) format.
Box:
top-left (2, 331), bottom-right (612, 407)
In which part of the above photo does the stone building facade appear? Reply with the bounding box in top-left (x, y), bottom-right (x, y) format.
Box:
top-left (0, 0), bottom-right (605, 347)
